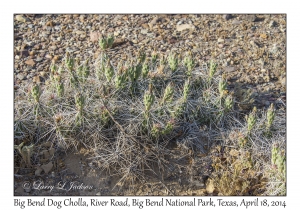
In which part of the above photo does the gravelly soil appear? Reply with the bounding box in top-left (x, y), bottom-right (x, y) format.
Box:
top-left (13, 14), bottom-right (286, 196)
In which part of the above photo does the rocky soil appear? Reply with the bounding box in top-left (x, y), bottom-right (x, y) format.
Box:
top-left (14, 14), bottom-right (286, 196)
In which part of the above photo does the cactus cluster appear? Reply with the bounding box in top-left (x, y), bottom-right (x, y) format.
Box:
top-left (14, 37), bottom-right (285, 195)
top-left (99, 34), bottom-right (114, 50)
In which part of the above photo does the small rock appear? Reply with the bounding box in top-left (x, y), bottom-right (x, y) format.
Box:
top-left (141, 23), bottom-right (149, 29)
top-left (48, 148), bottom-right (55, 156)
top-left (40, 71), bottom-right (46, 77)
top-left (232, 20), bottom-right (241, 25)
top-left (33, 44), bottom-right (41, 50)
top-left (113, 31), bottom-right (120, 36)
top-left (35, 167), bottom-right (43, 176)
top-left (90, 31), bottom-right (101, 42)
top-left (53, 55), bottom-right (59, 61)
top-left (17, 73), bottom-right (25, 80)
top-left (149, 17), bottom-right (159, 29)
top-left (223, 14), bottom-right (233, 20)
top-left (20, 50), bottom-right (29, 58)
top-left (79, 15), bottom-right (85, 22)
top-left (244, 15), bottom-right (257, 22)
top-left (75, 30), bottom-right (85, 35)
top-left (15, 55), bottom-right (20, 60)
top-left (25, 59), bottom-right (35, 66)
top-left (141, 29), bottom-right (148, 35)
top-left (41, 162), bottom-right (53, 174)
top-left (49, 46), bottom-right (57, 51)
top-left (15, 15), bottom-right (27, 23)
top-left (269, 20), bottom-right (276, 28)
top-left (41, 150), bottom-right (50, 159)
top-left (206, 178), bottom-right (215, 194)
top-left (46, 21), bottom-right (53, 27)
top-left (192, 180), bottom-right (205, 188)
top-left (36, 57), bottom-right (43, 62)
top-left (280, 76), bottom-right (286, 87)
top-left (45, 54), bottom-right (52, 59)
top-left (155, 36), bottom-right (163, 41)
top-left (176, 24), bottom-right (195, 32)
top-left (260, 33), bottom-right (267, 39)
top-left (224, 66), bottom-right (236, 72)
top-left (168, 37), bottom-right (177, 44)
top-left (217, 38), bottom-right (224, 43)
top-left (29, 51), bottom-right (35, 56)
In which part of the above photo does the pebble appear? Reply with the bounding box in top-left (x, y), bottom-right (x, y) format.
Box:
top-left (244, 15), bottom-right (257, 22)
top-left (217, 38), bottom-right (224, 43)
top-left (223, 14), bottom-right (233, 20)
top-left (176, 24), bottom-right (195, 32)
top-left (15, 15), bottom-right (27, 23)
top-left (20, 50), bottom-right (29, 58)
top-left (232, 20), bottom-right (241, 25)
top-left (269, 20), bottom-right (276, 28)
top-left (17, 73), bottom-right (26, 80)
top-left (36, 57), bottom-right (43, 62)
top-left (25, 59), bottom-right (35, 66)
top-left (141, 29), bottom-right (148, 35)
top-left (224, 66), bottom-right (236, 73)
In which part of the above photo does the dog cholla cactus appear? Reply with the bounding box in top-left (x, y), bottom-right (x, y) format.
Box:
top-left (218, 74), bottom-right (227, 99)
top-left (161, 82), bottom-right (174, 105)
top-left (151, 123), bottom-right (161, 138)
top-left (208, 60), bottom-right (217, 83)
top-left (75, 93), bottom-right (85, 125)
top-left (31, 84), bottom-right (41, 103)
top-left (224, 94), bottom-right (234, 112)
top-left (183, 51), bottom-right (196, 76)
top-left (162, 120), bottom-right (174, 135)
top-left (183, 79), bottom-right (190, 102)
top-left (77, 59), bottom-right (90, 83)
top-left (75, 93), bottom-right (85, 112)
top-left (14, 142), bottom-right (34, 167)
top-left (99, 36), bottom-right (108, 50)
top-left (137, 48), bottom-right (146, 64)
top-left (107, 34), bottom-right (114, 48)
top-left (104, 58), bottom-right (114, 82)
top-left (65, 52), bottom-right (75, 71)
top-left (168, 51), bottom-right (179, 72)
top-left (142, 58), bottom-right (150, 78)
top-left (144, 83), bottom-right (155, 112)
top-left (56, 82), bottom-right (64, 97)
top-left (99, 34), bottom-right (114, 50)
top-left (115, 66), bottom-right (127, 90)
top-left (151, 48), bottom-right (158, 64)
top-left (246, 106), bottom-right (257, 134)
top-left (271, 143), bottom-right (286, 177)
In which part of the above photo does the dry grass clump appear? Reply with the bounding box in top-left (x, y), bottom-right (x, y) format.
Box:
top-left (14, 36), bottom-right (286, 195)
